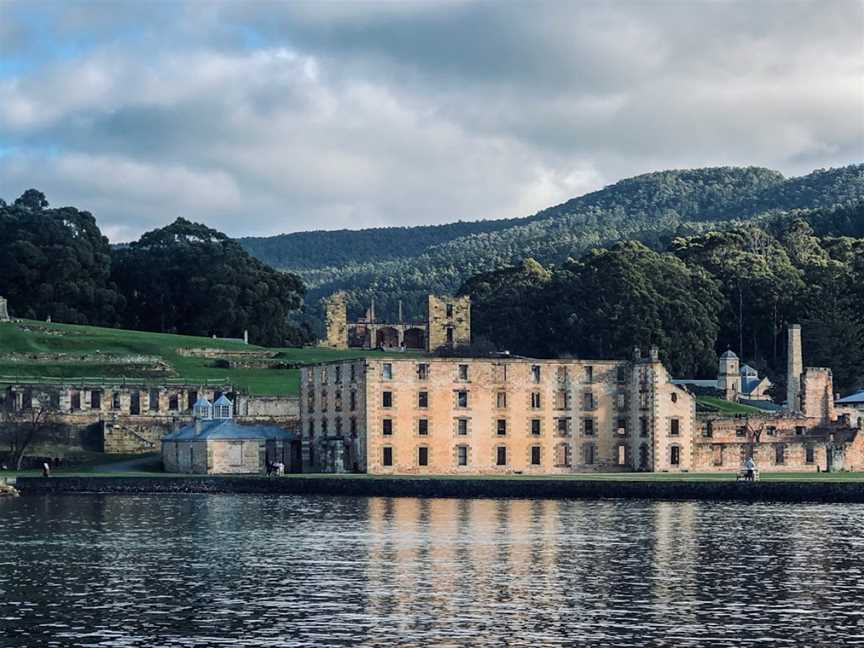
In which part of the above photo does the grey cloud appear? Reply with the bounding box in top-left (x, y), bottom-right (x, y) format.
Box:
top-left (0, 0), bottom-right (861, 241)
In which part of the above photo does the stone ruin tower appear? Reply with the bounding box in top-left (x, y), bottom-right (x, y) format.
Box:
top-left (322, 292), bottom-right (348, 349)
top-left (0, 296), bottom-right (9, 322)
top-left (426, 294), bottom-right (471, 351)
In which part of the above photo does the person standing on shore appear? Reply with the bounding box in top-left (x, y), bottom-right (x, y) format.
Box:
top-left (745, 456), bottom-right (756, 482)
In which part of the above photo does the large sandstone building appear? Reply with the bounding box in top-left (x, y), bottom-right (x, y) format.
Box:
top-left (321, 293), bottom-right (471, 353)
top-left (300, 348), bottom-right (696, 474)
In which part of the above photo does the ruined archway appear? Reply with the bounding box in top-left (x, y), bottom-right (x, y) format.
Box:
top-left (376, 327), bottom-right (400, 349)
top-left (403, 327), bottom-right (425, 349)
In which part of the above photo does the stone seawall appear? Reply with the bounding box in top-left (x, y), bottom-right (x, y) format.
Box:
top-left (15, 476), bottom-right (864, 502)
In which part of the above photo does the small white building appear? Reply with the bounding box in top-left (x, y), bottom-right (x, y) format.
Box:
top-left (161, 396), bottom-right (299, 474)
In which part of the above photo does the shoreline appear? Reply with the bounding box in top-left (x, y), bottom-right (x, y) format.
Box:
top-left (14, 475), bottom-right (864, 503)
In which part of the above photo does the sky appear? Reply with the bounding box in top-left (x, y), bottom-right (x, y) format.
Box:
top-left (0, 1), bottom-right (861, 242)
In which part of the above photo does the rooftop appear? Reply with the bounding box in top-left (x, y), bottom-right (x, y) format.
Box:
top-left (162, 419), bottom-right (295, 443)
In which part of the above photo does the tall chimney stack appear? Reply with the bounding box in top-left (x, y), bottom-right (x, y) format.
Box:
top-left (787, 324), bottom-right (803, 412)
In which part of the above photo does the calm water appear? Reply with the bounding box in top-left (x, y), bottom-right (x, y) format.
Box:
top-left (2, 495), bottom-right (864, 647)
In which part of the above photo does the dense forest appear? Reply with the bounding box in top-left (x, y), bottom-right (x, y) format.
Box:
top-left (459, 203), bottom-right (864, 395)
top-left (0, 193), bottom-right (308, 346)
top-left (240, 164), bottom-right (864, 323)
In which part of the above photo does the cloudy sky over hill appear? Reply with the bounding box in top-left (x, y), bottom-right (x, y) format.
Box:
top-left (0, 0), bottom-right (861, 241)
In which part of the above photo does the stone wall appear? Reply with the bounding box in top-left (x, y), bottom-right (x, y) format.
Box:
top-left (801, 368), bottom-right (836, 423)
top-left (426, 295), bottom-right (470, 351)
top-left (322, 292), bottom-right (348, 349)
top-left (19, 474), bottom-right (864, 503)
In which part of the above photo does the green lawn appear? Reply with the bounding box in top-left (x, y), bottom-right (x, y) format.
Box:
top-left (0, 320), bottom-right (419, 395)
top-left (697, 396), bottom-right (766, 415)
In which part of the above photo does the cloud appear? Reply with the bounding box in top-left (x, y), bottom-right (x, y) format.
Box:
top-left (0, 0), bottom-right (861, 241)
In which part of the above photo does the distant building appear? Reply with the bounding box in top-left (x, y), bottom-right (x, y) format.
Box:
top-left (161, 396), bottom-right (299, 474)
top-left (320, 292), bottom-right (471, 353)
top-left (673, 350), bottom-right (772, 403)
top-left (837, 390), bottom-right (864, 427)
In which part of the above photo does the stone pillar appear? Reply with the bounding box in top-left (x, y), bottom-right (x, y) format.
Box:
top-left (787, 324), bottom-right (803, 412)
top-left (0, 297), bottom-right (9, 322)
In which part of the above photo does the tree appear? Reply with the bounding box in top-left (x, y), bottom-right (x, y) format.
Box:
top-left (0, 391), bottom-right (58, 471)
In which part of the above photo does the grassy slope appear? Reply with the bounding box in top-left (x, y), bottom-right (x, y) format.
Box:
top-left (0, 320), bottom-right (412, 396)
top-left (696, 396), bottom-right (766, 415)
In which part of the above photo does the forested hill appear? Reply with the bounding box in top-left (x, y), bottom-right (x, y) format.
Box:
top-left (239, 164), bottom-right (864, 322)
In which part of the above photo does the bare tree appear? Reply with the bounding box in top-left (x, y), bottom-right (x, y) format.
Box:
top-left (0, 390), bottom-right (58, 471)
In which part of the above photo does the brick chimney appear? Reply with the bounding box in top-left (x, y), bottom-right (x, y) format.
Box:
top-left (787, 324), bottom-right (803, 412)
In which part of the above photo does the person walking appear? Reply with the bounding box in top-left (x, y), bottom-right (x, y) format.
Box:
top-left (744, 456), bottom-right (756, 482)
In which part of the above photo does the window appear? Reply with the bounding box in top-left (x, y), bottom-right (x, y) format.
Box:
top-left (496, 392), bottom-right (507, 408)
top-left (457, 390), bottom-right (468, 408)
top-left (704, 421), bottom-right (714, 438)
top-left (129, 391), bottom-right (140, 415)
top-left (21, 390), bottom-right (32, 410)
top-left (168, 394), bottom-right (179, 411)
top-left (446, 327), bottom-right (454, 344)
top-left (775, 445), bottom-right (785, 465)
top-left (457, 445), bottom-right (468, 466)
top-left (531, 365), bottom-right (541, 383)
top-left (350, 418), bottom-right (357, 436)
top-left (446, 303), bottom-right (454, 318)
top-left (671, 392), bottom-right (678, 403)
top-left (555, 389), bottom-right (569, 410)
top-left (795, 426), bottom-right (805, 436)
top-left (417, 363), bottom-right (429, 380)
top-left (149, 389), bottom-right (160, 412)
top-left (457, 419), bottom-right (469, 436)
top-left (350, 390), bottom-right (357, 411)
top-left (531, 392), bottom-right (541, 409)
top-left (321, 391), bottom-right (328, 412)
top-left (112, 392), bottom-right (121, 410)
top-left (805, 446), bottom-right (815, 464)
top-left (335, 418), bottom-right (343, 435)
top-left (497, 419), bottom-right (507, 436)
top-left (640, 417), bottom-right (648, 437)
top-left (418, 447), bottom-right (429, 466)
top-left (736, 427), bottom-right (746, 437)
top-left (531, 419), bottom-right (541, 436)
top-left (308, 420), bottom-right (315, 437)
top-left (617, 418), bottom-right (627, 435)
top-left (617, 392), bottom-right (626, 409)
top-left (334, 391), bottom-right (343, 411)
top-left (335, 366), bottom-right (342, 384)
top-left (418, 418), bottom-right (429, 436)
top-left (496, 446), bottom-right (507, 466)
top-left (618, 445), bottom-right (627, 466)
top-left (555, 443), bottom-right (572, 467)
top-left (383, 419), bottom-right (393, 436)
top-left (382, 391), bottom-right (393, 408)
top-left (670, 419), bottom-right (680, 436)
top-left (531, 446), bottom-right (541, 465)
top-left (350, 364), bottom-right (357, 382)
top-left (307, 387), bottom-right (315, 413)
top-left (556, 366), bottom-right (568, 382)
top-left (418, 391), bottom-right (429, 408)
top-left (766, 426), bottom-right (776, 436)
top-left (713, 444), bottom-right (724, 466)
top-left (492, 363), bottom-right (507, 383)
top-left (382, 363), bottom-right (393, 380)
top-left (583, 418), bottom-right (595, 436)
top-left (321, 367), bottom-right (328, 384)
top-left (90, 390), bottom-right (101, 410)
top-left (556, 417), bottom-right (570, 436)
top-left (458, 364), bottom-right (469, 380)
top-left (583, 443), bottom-right (595, 465)
top-left (616, 365), bottom-right (627, 384)
top-left (585, 366), bottom-right (593, 384)
top-left (383, 447), bottom-right (393, 466)
top-left (583, 392), bottom-right (594, 410)
top-left (670, 446), bottom-right (680, 466)
top-left (187, 390), bottom-right (198, 410)
top-left (322, 419), bottom-right (328, 434)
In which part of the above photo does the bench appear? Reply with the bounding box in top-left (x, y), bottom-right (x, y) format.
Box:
top-left (736, 468), bottom-right (760, 482)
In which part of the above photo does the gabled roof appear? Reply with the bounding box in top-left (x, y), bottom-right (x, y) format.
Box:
top-left (837, 390), bottom-right (864, 405)
top-left (671, 379), bottom-right (719, 388)
top-left (162, 419), bottom-right (294, 442)
top-left (720, 350), bottom-right (738, 359)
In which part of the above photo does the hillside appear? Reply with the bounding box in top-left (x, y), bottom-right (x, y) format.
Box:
top-left (0, 320), bottom-right (403, 396)
top-left (239, 164), bottom-right (864, 322)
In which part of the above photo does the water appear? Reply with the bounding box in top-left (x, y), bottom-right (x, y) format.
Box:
top-left (1, 495), bottom-right (864, 647)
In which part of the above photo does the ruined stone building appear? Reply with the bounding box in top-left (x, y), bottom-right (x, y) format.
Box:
top-left (161, 395), bottom-right (299, 474)
top-left (321, 293), bottom-right (471, 353)
top-left (673, 350), bottom-right (772, 404)
top-left (0, 381), bottom-right (298, 454)
top-left (299, 348), bottom-right (695, 475)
